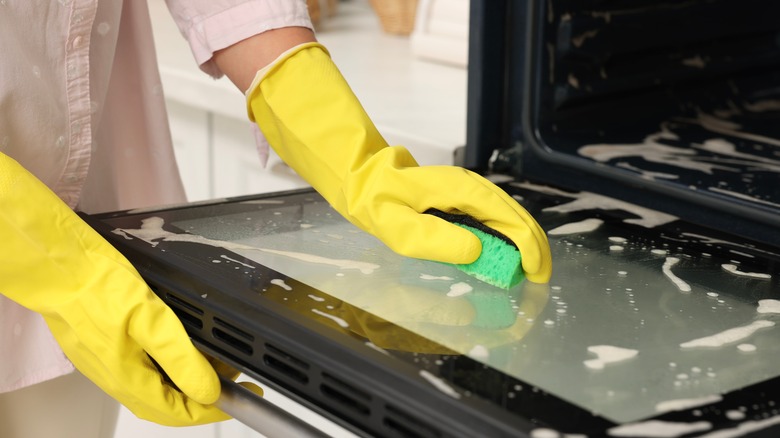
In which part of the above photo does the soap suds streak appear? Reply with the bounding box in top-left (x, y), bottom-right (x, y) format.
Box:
top-left (512, 182), bottom-right (679, 228)
top-left (468, 345), bottom-right (489, 360)
top-left (311, 309), bottom-right (349, 328)
top-left (693, 138), bottom-right (780, 172)
top-left (607, 420), bottom-right (712, 437)
top-left (725, 410), bottom-right (745, 421)
top-left (531, 429), bottom-right (587, 438)
top-left (655, 395), bottom-right (722, 414)
top-left (728, 249), bottom-right (755, 258)
top-left (221, 255), bottom-right (255, 269)
top-left (696, 414), bottom-right (780, 438)
top-left (721, 264), bottom-right (772, 279)
top-left (584, 345), bottom-right (638, 370)
top-left (579, 139), bottom-right (734, 174)
top-left (616, 161), bottom-right (679, 180)
top-left (680, 320), bottom-right (775, 349)
top-left (757, 299), bottom-right (780, 314)
top-left (364, 342), bottom-right (389, 355)
top-left (116, 217), bottom-right (380, 274)
top-left (258, 248), bottom-right (380, 274)
top-left (548, 218), bottom-right (604, 235)
top-left (708, 187), bottom-right (780, 208)
top-left (662, 257), bottom-right (692, 292)
top-left (419, 370), bottom-right (461, 399)
top-left (271, 279), bottom-right (292, 291)
top-left (578, 116), bottom-right (780, 182)
top-left (420, 274), bottom-right (454, 281)
top-left (743, 98), bottom-right (780, 113)
top-left (447, 282), bottom-right (473, 297)
top-left (545, 193), bottom-right (678, 228)
top-left (114, 217), bottom-right (257, 250)
top-left (685, 112), bottom-right (780, 149)
top-left (577, 128), bottom-right (736, 173)
top-left (530, 428), bottom-right (561, 438)
top-left (680, 232), bottom-right (780, 258)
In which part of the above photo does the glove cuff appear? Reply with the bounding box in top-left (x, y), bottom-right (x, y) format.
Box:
top-left (244, 42), bottom-right (330, 122)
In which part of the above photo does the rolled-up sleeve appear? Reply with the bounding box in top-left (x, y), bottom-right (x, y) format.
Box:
top-left (165, 0), bottom-right (313, 78)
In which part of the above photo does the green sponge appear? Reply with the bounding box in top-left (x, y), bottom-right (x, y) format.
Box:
top-left (426, 209), bottom-right (524, 289)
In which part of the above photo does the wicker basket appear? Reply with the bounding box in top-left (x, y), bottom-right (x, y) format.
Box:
top-left (308, 0), bottom-right (321, 26)
top-left (369, 0), bottom-right (419, 35)
top-left (308, 0), bottom-right (340, 27)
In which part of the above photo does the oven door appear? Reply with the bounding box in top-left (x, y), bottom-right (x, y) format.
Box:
top-left (84, 185), bottom-right (780, 437)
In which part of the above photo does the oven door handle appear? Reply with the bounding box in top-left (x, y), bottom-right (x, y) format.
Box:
top-left (217, 375), bottom-right (331, 437)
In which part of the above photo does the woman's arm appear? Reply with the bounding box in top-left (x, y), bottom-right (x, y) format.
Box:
top-left (213, 26), bottom-right (317, 92)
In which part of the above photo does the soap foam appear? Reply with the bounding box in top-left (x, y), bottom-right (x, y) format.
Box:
top-left (584, 345), bottom-right (639, 370)
top-left (607, 420), bottom-right (712, 437)
top-left (680, 320), bottom-right (775, 349)
top-left (117, 217), bottom-right (380, 274)
top-left (655, 395), bottom-right (722, 414)
top-left (419, 370), bottom-right (461, 399)
top-left (721, 264), bottom-right (772, 279)
top-left (259, 248), bottom-right (380, 274)
top-left (420, 274), bottom-right (454, 281)
top-left (446, 282), bottom-right (473, 297)
top-left (512, 182), bottom-right (678, 228)
top-left (548, 218), bottom-right (604, 235)
top-left (311, 309), bottom-right (349, 328)
top-left (221, 255), bottom-right (255, 269)
top-left (468, 345), bottom-right (489, 360)
top-left (662, 257), bottom-right (692, 292)
top-left (271, 279), bottom-right (292, 291)
top-left (757, 299), bottom-right (780, 314)
top-left (696, 414), bottom-right (780, 438)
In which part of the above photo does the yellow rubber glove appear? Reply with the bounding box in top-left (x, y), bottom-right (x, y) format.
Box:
top-left (247, 43), bottom-right (552, 283)
top-left (0, 152), bottom-right (230, 426)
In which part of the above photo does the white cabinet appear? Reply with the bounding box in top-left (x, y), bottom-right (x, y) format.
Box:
top-left (167, 99), bottom-right (310, 202)
top-left (211, 114), bottom-right (309, 199)
top-left (167, 100), bottom-right (212, 202)
top-left (411, 0), bottom-right (471, 67)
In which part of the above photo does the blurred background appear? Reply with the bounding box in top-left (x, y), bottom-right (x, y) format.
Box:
top-left (150, 0), bottom-right (468, 202)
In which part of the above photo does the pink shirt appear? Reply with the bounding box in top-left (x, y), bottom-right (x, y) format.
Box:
top-left (0, 0), bottom-right (312, 393)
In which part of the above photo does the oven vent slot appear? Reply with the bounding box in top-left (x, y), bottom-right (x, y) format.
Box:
top-left (383, 405), bottom-right (441, 438)
top-left (263, 343), bottom-right (310, 384)
top-left (265, 344), bottom-right (310, 370)
top-left (214, 317), bottom-right (254, 342)
top-left (320, 373), bottom-right (371, 417)
top-left (212, 327), bottom-right (253, 355)
top-left (163, 292), bottom-right (204, 330)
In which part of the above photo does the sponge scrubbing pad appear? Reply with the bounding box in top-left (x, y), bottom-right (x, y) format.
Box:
top-left (426, 209), bottom-right (523, 289)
